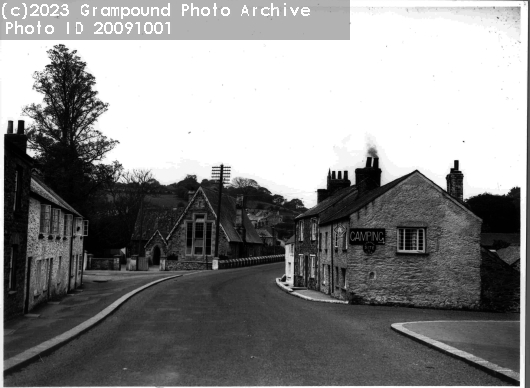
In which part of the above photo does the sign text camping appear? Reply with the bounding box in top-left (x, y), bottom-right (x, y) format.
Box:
top-left (349, 229), bottom-right (386, 245)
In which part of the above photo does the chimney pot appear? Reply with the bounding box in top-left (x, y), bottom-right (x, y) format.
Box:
top-left (344, 171), bottom-right (349, 180)
top-left (17, 120), bottom-right (24, 135)
top-left (373, 158), bottom-right (379, 169)
top-left (7, 120), bottom-right (14, 134)
top-left (337, 171), bottom-right (342, 180)
top-left (365, 157), bottom-right (372, 168)
top-left (331, 171), bottom-right (336, 180)
top-left (454, 160), bottom-right (459, 171)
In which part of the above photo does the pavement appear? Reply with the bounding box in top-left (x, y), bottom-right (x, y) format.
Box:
top-left (276, 278), bottom-right (521, 385)
top-left (4, 265), bottom-right (198, 375)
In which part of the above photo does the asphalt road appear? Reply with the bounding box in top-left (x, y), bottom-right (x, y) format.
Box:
top-left (5, 263), bottom-right (517, 386)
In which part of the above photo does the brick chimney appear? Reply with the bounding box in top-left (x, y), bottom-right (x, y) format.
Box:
top-left (355, 157), bottom-right (381, 195)
top-left (446, 160), bottom-right (464, 202)
top-left (327, 169), bottom-right (351, 196)
top-left (5, 120), bottom-right (28, 152)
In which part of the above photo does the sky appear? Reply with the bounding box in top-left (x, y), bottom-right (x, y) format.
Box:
top-left (0, 3), bottom-right (527, 209)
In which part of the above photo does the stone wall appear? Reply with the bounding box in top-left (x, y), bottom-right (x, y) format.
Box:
top-left (480, 247), bottom-right (520, 312)
top-left (26, 197), bottom-right (84, 312)
top-left (4, 138), bottom-right (32, 321)
top-left (337, 174), bottom-right (482, 309)
top-left (89, 257), bottom-right (120, 270)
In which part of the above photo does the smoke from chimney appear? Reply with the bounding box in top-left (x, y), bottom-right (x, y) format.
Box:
top-left (367, 145), bottom-right (378, 158)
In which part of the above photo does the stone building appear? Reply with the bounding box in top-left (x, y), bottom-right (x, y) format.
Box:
top-left (130, 206), bottom-right (183, 262)
top-left (4, 121), bottom-right (33, 320)
top-left (294, 158), bottom-right (518, 311)
top-left (144, 186), bottom-right (263, 270)
top-left (26, 174), bottom-right (86, 312)
top-left (293, 169), bottom-right (355, 290)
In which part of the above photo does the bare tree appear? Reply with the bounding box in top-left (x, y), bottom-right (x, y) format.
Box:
top-left (230, 177), bottom-right (259, 193)
top-left (107, 169), bottom-right (158, 254)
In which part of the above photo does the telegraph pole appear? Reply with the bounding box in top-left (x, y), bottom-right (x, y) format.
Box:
top-left (211, 164), bottom-right (231, 261)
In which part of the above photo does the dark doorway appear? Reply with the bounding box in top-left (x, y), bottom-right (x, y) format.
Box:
top-left (153, 246), bottom-right (161, 266)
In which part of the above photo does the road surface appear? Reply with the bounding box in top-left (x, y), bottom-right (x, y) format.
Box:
top-left (5, 263), bottom-right (516, 386)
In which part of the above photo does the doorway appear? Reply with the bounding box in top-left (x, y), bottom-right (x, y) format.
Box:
top-left (152, 246), bottom-right (161, 266)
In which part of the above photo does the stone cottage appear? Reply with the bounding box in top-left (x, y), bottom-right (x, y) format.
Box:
top-left (293, 169), bottom-right (356, 291)
top-left (130, 206), bottom-right (183, 263)
top-left (295, 158), bottom-right (517, 311)
top-left (4, 121), bottom-right (33, 320)
top-left (26, 174), bottom-right (87, 312)
top-left (144, 186), bottom-right (263, 270)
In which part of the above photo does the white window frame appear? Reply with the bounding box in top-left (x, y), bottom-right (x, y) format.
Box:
top-left (51, 208), bottom-right (61, 235)
top-left (40, 204), bottom-right (51, 234)
top-left (397, 228), bottom-right (426, 253)
top-left (310, 218), bottom-right (317, 241)
top-left (83, 220), bottom-right (89, 236)
top-left (310, 254), bottom-right (316, 278)
top-left (185, 214), bottom-right (213, 256)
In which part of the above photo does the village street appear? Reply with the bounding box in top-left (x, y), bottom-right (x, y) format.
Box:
top-left (5, 262), bottom-right (517, 386)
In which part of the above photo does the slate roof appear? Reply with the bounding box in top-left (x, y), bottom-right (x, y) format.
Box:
top-left (30, 175), bottom-right (82, 217)
top-left (480, 233), bottom-right (520, 247)
top-left (132, 207), bottom-right (184, 241)
top-left (319, 172), bottom-right (416, 225)
top-left (295, 185), bottom-right (357, 220)
top-left (201, 187), bottom-right (263, 244)
top-left (285, 235), bottom-right (295, 245)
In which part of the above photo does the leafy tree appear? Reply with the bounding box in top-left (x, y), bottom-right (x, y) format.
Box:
top-left (22, 44), bottom-right (120, 211)
top-left (272, 194), bottom-right (285, 205)
top-left (284, 198), bottom-right (306, 211)
top-left (172, 174), bottom-right (200, 200)
top-left (466, 189), bottom-right (520, 232)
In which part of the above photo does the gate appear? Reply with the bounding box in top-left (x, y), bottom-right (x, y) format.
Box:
top-left (137, 256), bottom-right (149, 271)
